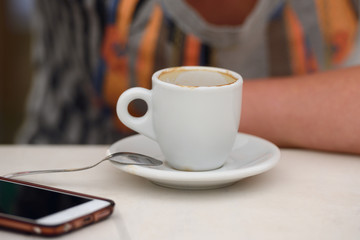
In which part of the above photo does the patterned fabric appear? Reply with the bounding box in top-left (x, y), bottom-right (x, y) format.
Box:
top-left (17, 0), bottom-right (120, 144)
top-left (17, 0), bottom-right (360, 144)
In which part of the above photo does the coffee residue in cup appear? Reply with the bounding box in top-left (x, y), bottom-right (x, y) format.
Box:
top-left (159, 68), bottom-right (236, 87)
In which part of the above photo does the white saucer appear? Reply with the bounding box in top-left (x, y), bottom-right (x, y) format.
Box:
top-left (107, 133), bottom-right (280, 190)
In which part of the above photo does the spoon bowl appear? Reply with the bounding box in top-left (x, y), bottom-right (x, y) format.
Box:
top-left (106, 152), bottom-right (162, 166)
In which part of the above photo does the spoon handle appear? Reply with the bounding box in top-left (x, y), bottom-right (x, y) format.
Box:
top-left (2, 159), bottom-right (108, 179)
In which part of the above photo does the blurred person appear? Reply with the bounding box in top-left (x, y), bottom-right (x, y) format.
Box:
top-left (17, 0), bottom-right (360, 154)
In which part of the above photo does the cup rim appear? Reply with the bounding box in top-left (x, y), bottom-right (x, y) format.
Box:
top-left (152, 66), bottom-right (243, 89)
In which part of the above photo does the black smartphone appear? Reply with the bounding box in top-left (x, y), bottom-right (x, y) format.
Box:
top-left (0, 177), bottom-right (115, 236)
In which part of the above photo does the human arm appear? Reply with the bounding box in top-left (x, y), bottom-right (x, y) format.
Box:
top-left (239, 66), bottom-right (360, 154)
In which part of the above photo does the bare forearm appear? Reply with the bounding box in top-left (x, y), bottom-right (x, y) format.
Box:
top-left (239, 66), bottom-right (360, 154)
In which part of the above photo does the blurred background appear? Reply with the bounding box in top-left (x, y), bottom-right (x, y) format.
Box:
top-left (0, 0), bottom-right (34, 144)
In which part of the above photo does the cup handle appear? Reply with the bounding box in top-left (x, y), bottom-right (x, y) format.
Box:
top-left (116, 87), bottom-right (156, 140)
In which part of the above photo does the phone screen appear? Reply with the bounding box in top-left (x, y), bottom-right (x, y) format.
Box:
top-left (0, 180), bottom-right (91, 221)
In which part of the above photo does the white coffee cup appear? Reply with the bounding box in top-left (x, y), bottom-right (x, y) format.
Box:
top-left (117, 66), bottom-right (243, 171)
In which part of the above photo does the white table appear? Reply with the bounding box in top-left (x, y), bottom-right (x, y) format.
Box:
top-left (0, 145), bottom-right (359, 240)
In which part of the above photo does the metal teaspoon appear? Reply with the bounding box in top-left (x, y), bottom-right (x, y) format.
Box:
top-left (2, 152), bottom-right (163, 178)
